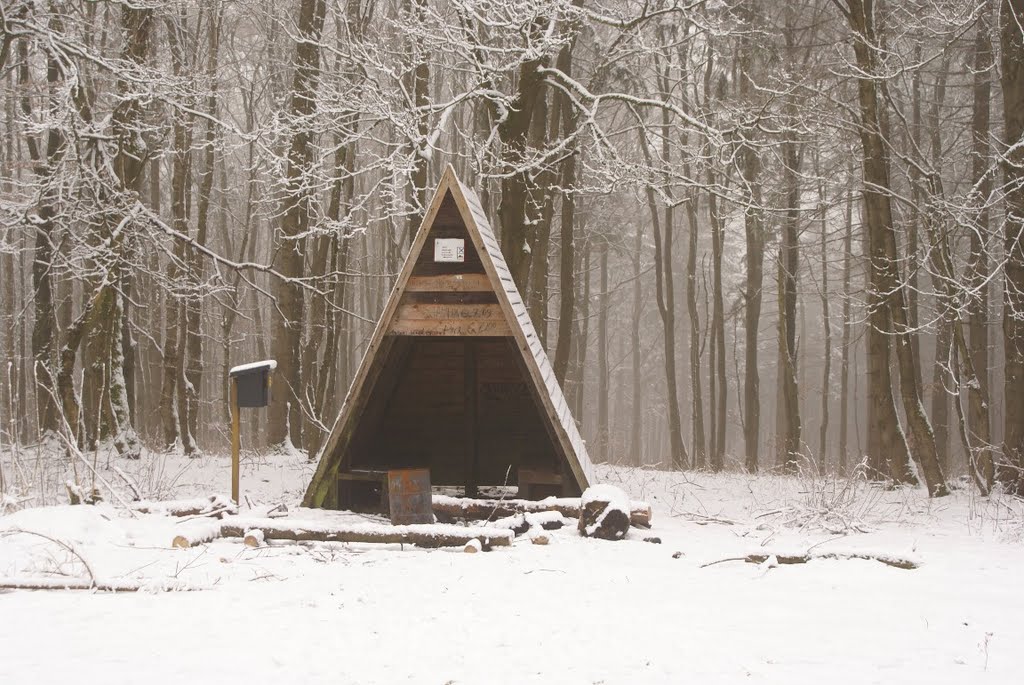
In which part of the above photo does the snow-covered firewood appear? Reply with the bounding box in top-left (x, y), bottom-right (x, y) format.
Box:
top-left (171, 520), bottom-right (224, 549)
top-left (243, 528), bottom-right (266, 548)
top-left (528, 531), bottom-right (550, 545)
top-left (135, 495), bottom-right (237, 518)
top-left (577, 485), bottom-right (631, 541)
top-left (432, 494), bottom-right (651, 528)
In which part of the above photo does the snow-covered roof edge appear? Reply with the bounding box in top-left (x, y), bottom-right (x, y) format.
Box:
top-left (452, 174), bottom-right (596, 489)
top-left (229, 359), bottom-right (277, 376)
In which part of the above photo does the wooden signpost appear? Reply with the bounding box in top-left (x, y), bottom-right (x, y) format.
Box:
top-left (227, 360), bottom-right (277, 504)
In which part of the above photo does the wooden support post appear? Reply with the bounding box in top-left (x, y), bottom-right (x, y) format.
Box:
top-left (230, 376), bottom-right (240, 504)
top-left (464, 339), bottom-right (479, 497)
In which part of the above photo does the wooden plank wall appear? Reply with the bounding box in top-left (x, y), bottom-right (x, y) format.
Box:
top-left (347, 338), bottom-right (561, 487)
top-left (345, 190), bottom-right (561, 490)
top-left (389, 192), bottom-right (511, 337)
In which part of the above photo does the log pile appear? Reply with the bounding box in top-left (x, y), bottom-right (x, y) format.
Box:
top-left (432, 494), bottom-right (652, 528)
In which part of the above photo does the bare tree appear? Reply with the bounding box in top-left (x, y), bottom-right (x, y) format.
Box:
top-left (1001, 0), bottom-right (1024, 493)
top-left (268, 0), bottom-right (328, 451)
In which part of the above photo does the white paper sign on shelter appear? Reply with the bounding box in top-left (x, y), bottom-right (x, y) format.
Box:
top-left (434, 238), bottom-right (465, 262)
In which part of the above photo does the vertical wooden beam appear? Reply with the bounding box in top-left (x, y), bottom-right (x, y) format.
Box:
top-left (230, 377), bottom-right (240, 504)
top-left (464, 339), bottom-right (478, 496)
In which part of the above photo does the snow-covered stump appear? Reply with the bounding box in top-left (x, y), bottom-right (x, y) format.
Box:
top-left (578, 485), bottom-right (631, 541)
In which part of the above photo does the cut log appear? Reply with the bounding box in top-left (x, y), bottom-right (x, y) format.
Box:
top-left (578, 485), bottom-right (630, 541)
top-left (243, 529), bottom-right (265, 548)
top-left (464, 539), bottom-right (482, 553)
top-left (171, 517), bottom-right (513, 551)
top-left (171, 521), bottom-right (223, 548)
top-left (433, 494), bottom-right (651, 528)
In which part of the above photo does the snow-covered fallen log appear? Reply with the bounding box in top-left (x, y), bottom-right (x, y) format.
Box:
top-left (433, 494), bottom-right (652, 528)
top-left (0, 577), bottom-right (203, 592)
top-left (171, 520), bottom-right (223, 548)
top-left (172, 517), bottom-right (513, 551)
top-left (489, 510), bottom-right (569, 536)
top-left (135, 494), bottom-right (237, 518)
top-left (700, 552), bottom-right (920, 570)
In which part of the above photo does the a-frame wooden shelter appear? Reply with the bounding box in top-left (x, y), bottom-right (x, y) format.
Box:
top-left (303, 166), bottom-right (595, 510)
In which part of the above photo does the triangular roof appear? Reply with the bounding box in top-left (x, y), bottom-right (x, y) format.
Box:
top-left (303, 165), bottom-right (594, 507)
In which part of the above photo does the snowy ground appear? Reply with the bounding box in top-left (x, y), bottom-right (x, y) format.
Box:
top-left (1, 448), bottom-right (1023, 684)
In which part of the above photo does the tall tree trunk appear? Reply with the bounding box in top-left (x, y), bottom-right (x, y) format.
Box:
top-left (496, 35), bottom-right (548, 293)
top-left (838, 182), bottom-right (854, 474)
top-left (778, 139), bottom-right (802, 473)
top-left (639, 60), bottom-right (688, 468)
top-left (159, 14), bottom-right (193, 452)
top-left (528, 61), bottom-right (566, 347)
top-left (845, 0), bottom-right (907, 483)
top-left (569, 238), bottom-right (590, 419)
top-left (741, 143), bottom-right (765, 473)
top-left (110, 3), bottom-right (150, 459)
top-left (927, 64), bottom-right (952, 474)
top-left (630, 219), bottom-right (643, 465)
top-left (596, 240), bottom-right (610, 462)
top-left (269, 0), bottom-right (328, 451)
top-left (551, 151), bottom-right (576, 385)
top-left (183, 1), bottom-right (223, 454)
top-left (1000, 0), bottom-right (1024, 493)
top-left (708, 183), bottom-right (726, 471)
top-left (303, 124), bottom-right (353, 457)
top-left (741, 178), bottom-right (764, 473)
top-left (966, 0), bottom-right (994, 488)
top-left (74, 1), bottom-right (151, 460)
top-left (644, 187), bottom-right (687, 469)
top-left (17, 30), bottom-right (62, 437)
top-left (552, 71), bottom-right (579, 385)
top-left (818, 174), bottom-right (831, 472)
top-left (738, 5), bottom-right (764, 474)
top-left (406, 0), bottom-right (430, 245)
top-left (685, 195), bottom-right (706, 469)
top-left (907, 44), bottom-right (925, 394)
top-left (843, 0), bottom-right (947, 496)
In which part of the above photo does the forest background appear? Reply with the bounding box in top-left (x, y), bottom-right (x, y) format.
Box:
top-left (2, 0), bottom-right (1024, 499)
